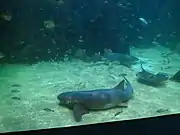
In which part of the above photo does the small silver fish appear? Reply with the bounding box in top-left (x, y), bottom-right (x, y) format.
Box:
top-left (139, 17), bottom-right (148, 25)
top-left (0, 52), bottom-right (4, 59)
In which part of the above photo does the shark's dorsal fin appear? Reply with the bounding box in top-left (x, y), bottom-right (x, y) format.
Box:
top-left (113, 79), bottom-right (125, 89)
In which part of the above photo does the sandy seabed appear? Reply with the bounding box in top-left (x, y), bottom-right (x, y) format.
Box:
top-left (0, 46), bottom-right (180, 133)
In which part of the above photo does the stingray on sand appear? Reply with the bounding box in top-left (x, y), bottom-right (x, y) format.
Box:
top-left (136, 64), bottom-right (169, 86)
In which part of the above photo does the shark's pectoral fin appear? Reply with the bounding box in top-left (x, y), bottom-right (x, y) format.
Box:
top-left (73, 104), bottom-right (89, 122)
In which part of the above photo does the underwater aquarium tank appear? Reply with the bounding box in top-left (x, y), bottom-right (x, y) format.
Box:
top-left (0, 0), bottom-right (180, 133)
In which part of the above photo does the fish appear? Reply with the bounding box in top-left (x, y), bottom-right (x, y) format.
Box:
top-left (11, 97), bottom-right (21, 100)
top-left (1, 12), bottom-right (12, 21)
top-left (43, 108), bottom-right (55, 112)
top-left (102, 49), bottom-right (139, 68)
top-left (11, 84), bottom-right (21, 87)
top-left (170, 70), bottom-right (180, 82)
top-left (136, 64), bottom-right (169, 86)
top-left (11, 89), bottom-right (20, 93)
top-left (139, 17), bottom-right (148, 26)
top-left (0, 52), bottom-right (4, 59)
top-left (57, 75), bottom-right (134, 122)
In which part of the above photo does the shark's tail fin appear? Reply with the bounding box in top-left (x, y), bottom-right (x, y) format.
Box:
top-left (140, 62), bottom-right (146, 72)
top-left (119, 74), bottom-right (130, 84)
top-left (113, 79), bottom-right (125, 89)
top-left (113, 73), bottom-right (128, 89)
top-left (120, 75), bottom-right (134, 95)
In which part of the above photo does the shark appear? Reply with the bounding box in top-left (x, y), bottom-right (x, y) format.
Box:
top-left (102, 49), bottom-right (139, 68)
top-left (57, 75), bottom-right (134, 122)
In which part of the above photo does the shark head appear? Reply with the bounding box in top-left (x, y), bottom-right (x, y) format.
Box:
top-left (57, 92), bottom-right (79, 108)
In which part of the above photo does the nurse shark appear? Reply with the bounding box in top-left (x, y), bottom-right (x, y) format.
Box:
top-left (57, 75), bottom-right (134, 122)
top-left (102, 49), bottom-right (139, 68)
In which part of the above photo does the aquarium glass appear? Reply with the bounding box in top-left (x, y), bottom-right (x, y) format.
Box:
top-left (0, 0), bottom-right (180, 133)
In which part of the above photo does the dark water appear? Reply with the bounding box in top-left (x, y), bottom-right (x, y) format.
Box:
top-left (0, 0), bottom-right (180, 63)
